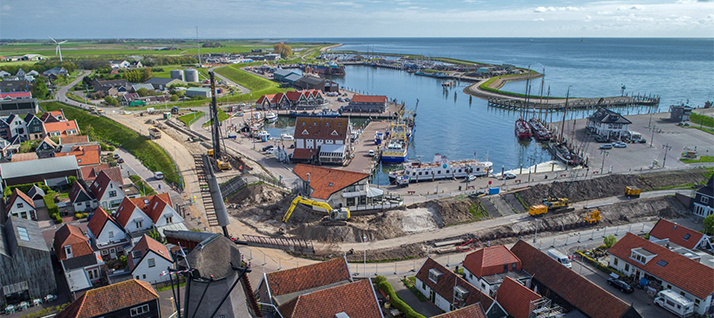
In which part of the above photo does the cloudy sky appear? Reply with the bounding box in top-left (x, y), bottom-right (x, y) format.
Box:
top-left (1, 0), bottom-right (712, 39)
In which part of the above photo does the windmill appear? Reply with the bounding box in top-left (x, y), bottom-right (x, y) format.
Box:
top-left (48, 36), bottom-right (67, 62)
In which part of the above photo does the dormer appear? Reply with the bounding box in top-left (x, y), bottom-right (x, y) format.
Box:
top-left (454, 285), bottom-right (468, 301)
top-left (630, 247), bottom-right (656, 265)
top-left (64, 245), bottom-right (73, 258)
top-left (428, 268), bottom-right (442, 283)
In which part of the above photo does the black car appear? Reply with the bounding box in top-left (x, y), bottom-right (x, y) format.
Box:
top-left (607, 278), bottom-right (634, 293)
top-left (262, 145), bottom-right (275, 152)
top-left (116, 158), bottom-right (124, 164)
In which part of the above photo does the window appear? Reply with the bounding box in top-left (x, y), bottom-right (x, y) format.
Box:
top-left (148, 258), bottom-right (156, 268)
top-left (108, 231), bottom-right (114, 238)
top-left (17, 202), bottom-right (24, 208)
top-left (624, 264), bottom-right (630, 271)
top-left (702, 197), bottom-right (709, 204)
top-left (65, 246), bottom-right (72, 257)
top-left (454, 286), bottom-right (468, 301)
top-left (657, 260), bottom-right (668, 267)
top-left (614, 258), bottom-right (619, 266)
top-left (512, 262), bottom-right (517, 270)
top-left (166, 216), bottom-right (173, 224)
top-left (683, 234), bottom-right (691, 240)
top-left (136, 221), bottom-right (143, 228)
top-left (133, 250), bottom-right (143, 259)
top-left (130, 304), bottom-right (150, 317)
top-left (143, 274), bottom-right (146, 279)
top-left (428, 269), bottom-right (442, 283)
top-left (503, 264), bottom-right (508, 272)
top-left (109, 190), bottom-right (117, 198)
top-left (102, 249), bottom-right (108, 255)
top-left (17, 227), bottom-right (29, 241)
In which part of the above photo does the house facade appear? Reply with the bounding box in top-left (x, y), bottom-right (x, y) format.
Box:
top-left (87, 207), bottom-right (129, 261)
top-left (608, 233), bottom-right (714, 316)
top-left (344, 94), bottom-right (388, 113)
top-left (415, 257), bottom-right (506, 317)
top-left (292, 164), bottom-right (402, 212)
top-left (586, 108), bottom-right (633, 140)
top-left (23, 114), bottom-right (45, 140)
top-left (691, 175), bottom-right (714, 218)
top-left (291, 117), bottom-right (351, 163)
top-left (56, 279), bottom-right (160, 318)
top-left (463, 246), bottom-right (532, 298)
top-left (69, 182), bottom-right (98, 213)
top-left (128, 235), bottom-right (173, 284)
top-left (115, 193), bottom-right (184, 236)
top-left (4, 189), bottom-right (37, 221)
top-left (88, 170), bottom-right (125, 210)
top-left (53, 224), bottom-right (105, 295)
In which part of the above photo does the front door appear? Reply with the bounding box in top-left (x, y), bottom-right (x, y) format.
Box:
top-left (429, 290), bottom-right (435, 303)
top-left (109, 248), bottom-right (116, 259)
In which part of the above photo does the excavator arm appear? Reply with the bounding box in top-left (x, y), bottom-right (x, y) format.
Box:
top-left (282, 196), bottom-right (350, 223)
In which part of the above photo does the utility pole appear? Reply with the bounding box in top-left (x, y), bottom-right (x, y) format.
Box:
top-left (650, 125), bottom-right (656, 148)
top-left (662, 144), bottom-right (672, 168)
top-left (600, 149), bottom-right (609, 173)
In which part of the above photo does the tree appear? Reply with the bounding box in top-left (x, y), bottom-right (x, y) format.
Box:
top-left (703, 214), bottom-right (714, 236)
top-left (147, 229), bottom-right (165, 243)
top-left (141, 68), bottom-right (153, 82)
top-left (84, 124), bottom-right (98, 141)
top-left (170, 94), bottom-right (179, 102)
top-left (123, 69), bottom-right (142, 83)
top-left (31, 79), bottom-right (48, 99)
top-left (104, 96), bottom-right (118, 106)
top-left (603, 235), bottom-right (617, 248)
top-left (136, 88), bottom-right (149, 97)
top-left (273, 43), bottom-right (292, 58)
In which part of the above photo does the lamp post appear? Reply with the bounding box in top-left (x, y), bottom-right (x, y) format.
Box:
top-left (662, 144), bottom-right (672, 168)
top-left (363, 235), bottom-right (367, 279)
top-left (600, 149), bottom-right (609, 173)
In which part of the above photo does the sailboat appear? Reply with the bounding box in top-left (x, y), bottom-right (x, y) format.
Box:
top-left (515, 70), bottom-right (533, 140)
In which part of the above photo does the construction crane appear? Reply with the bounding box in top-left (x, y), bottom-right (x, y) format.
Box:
top-left (208, 71), bottom-right (231, 170)
top-left (282, 196), bottom-right (351, 223)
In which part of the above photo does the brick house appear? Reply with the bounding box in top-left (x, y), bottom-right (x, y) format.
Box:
top-left (291, 117), bottom-right (351, 163)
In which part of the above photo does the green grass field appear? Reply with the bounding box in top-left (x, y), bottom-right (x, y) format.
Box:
top-left (42, 102), bottom-right (183, 188)
top-left (214, 65), bottom-right (278, 92)
top-left (681, 156), bottom-right (714, 164)
top-left (178, 111), bottom-right (204, 127)
top-left (203, 108), bottom-right (229, 127)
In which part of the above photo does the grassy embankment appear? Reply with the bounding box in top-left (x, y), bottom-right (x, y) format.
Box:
top-left (689, 113), bottom-right (714, 135)
top-left (43, 102), bottom-right (183, 188)
top-left (178, 111), bottom-right (205, 127)
top-left (203, 108), bottom-right (230, 127)
top-left (129, 175), bottom-right (157, 196)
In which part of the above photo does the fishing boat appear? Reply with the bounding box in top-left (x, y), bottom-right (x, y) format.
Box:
top-left (265, 112), bottom-right (278, 123)
top-left (381, 101), bottom-right (417, 164)
top-left (547, 141), bottom-right (583, 166)
top-left (529, 118), bottom-right (552, 141)
top-left (288, 109), bottom-right (340, 118)
top-left (515, 118), bottom-right (532, 139)
top-left (388, 153), bottom-right (493, 183)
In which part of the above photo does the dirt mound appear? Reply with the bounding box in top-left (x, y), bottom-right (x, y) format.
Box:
top-left (517, 168), bottom-right (709, 206)
top-left (288, 212), bottom-right (406, 243)
top-left (227, 183), bottom-right (288, 207)
top-left (426, 197), bottom-right (474, 226)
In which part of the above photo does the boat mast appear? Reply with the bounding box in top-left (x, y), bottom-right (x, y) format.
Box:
top-left (559, 87), bottom-right (570, 142)
top-left (538, 68), bottom-right (545, 121)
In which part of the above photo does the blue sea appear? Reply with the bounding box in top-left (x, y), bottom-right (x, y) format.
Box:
top-left (278, 38), bottom-right (714, 183)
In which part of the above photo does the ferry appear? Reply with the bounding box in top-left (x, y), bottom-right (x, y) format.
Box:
top-left (388, 153), bottom-right (493, 183)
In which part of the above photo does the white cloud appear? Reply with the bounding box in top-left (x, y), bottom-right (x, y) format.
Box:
top-left (534, 18), bottom-right (545, 21)
top-left (534, 6), bottom-right (582, 13)
top-left (597, 11), bottom-right (613, 15)
top-left (618, 5), bottom-right (643, 10)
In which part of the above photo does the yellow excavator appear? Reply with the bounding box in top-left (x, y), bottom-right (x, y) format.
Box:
top-left (584, 209), bottom-right (601, 224)
top-left (282, 196), bottom-right (351, 223)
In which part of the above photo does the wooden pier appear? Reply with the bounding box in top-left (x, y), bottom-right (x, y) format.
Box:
top-left (487, 94), bottom-right (660, 111)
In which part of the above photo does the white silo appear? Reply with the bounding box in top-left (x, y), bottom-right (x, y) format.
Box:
top-left (170, 69), bottom-right (184, 81)
top-left (184, 69), bottom-right (199, 82)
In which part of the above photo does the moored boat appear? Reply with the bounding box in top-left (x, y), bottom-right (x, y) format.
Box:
top-left (388, 153), bottom-right (493, 183)
top-left (265, 112), bottom-right (278, 123)
top-left (529, 118), bottom-right (552, 141)
top-left (289, 109), bottom-right (340, 118)
top-left (515, 118), bottom-right (532, 139)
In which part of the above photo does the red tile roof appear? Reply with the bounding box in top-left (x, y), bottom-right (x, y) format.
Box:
top-left (55, 144), bottom-right (101, 166)
top-left (510, 241), bottom-right (636, 318)
top-left (88, 170), bottom-right (118, 200)
top-left (53, 224), bottom-right (94, 261)
top-left (87, 207), bottom-right (118, 238)
top-left (5, 188), bottom-right (35, 212)
top-left (293, 117), bottom-right (349, 141)
top-left (257, 94), bottom-right (275, 104)
top-left (56, 279), bottom-right (158, 318)
top-left (285, 91), bottom-right (306, 101)
top-left (59, 135), bottom-right (90, 145)
top-left (44, 119), bottom-right (80, 136)
top-left (292, 164), bottom-right (369, 200)
top-left (415, 257), bottom-right (494, 311)
top-left (648, 218), bottom-right (705, 250)
top-left (128, 235), bottom-right (172, 271)
top-left (291, 148), bottom-right (317, 160)
top-left (0, 91), bottom-right (32, 99)
top-left (278, 279), bottom-right (381, 318)
top-left (432, 304), bottom-right (487, 318)
top-left (265, 258), bottom-right (351, 297)
top-left (495, 276), bottom-right (541, 318)
top-left (463, 246), bottom-right (522, 277)
top-left (608, 233), bottom-right (714, 299)
top-left (115, 193), bottom-right (172, 227)
top-left (79, 164), bottom-right (110, 183)
top-left (351, 94), bottom-right (387, 104)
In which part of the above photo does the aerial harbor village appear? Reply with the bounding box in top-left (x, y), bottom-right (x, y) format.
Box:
top-left (1, 2), bottom-right (713, 318)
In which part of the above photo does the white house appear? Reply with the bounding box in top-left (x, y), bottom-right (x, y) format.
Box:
top-left (69, 182), bottom-right (98, 213)
top-left (462, 246), bottom-right (532, 298)
top-left (114, 193), bottom-right (185, 236)
top-left (4, 188), bottom-right (37, 220)
top-left (53, 224), bottom-right (104, 294)
top-left (586, 108), bottom-right (632, 141)
top-left (608, 233), bottom-right (714, 316)
top-left (415, 257), bottom-right (507, 317)
top-left (5, 114), bottom-right (28, 141)
top-left (88, 170), bottom-right (124, 210)
top-left (87, 207), bottom-right (129, 261)
top-left (128, 235), bottom-right (173, 284)
top-left (691, 175), bottom-right (714, 219)
top-left (109, 60), bottom-right (130, 69)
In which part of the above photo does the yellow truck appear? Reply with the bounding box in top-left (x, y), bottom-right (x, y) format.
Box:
top-left (625, 186), bottom-right (641, 198)
top-left (529, 197), bottom-right (573, 216)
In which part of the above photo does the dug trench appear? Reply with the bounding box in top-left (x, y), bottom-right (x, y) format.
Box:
top-left (225, 169), bottom-right (704, 261)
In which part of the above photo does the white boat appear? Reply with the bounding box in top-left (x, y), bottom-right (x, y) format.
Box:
top-left (388, 153), bottom-right (493, 183)
top-left (281, 133), bottom-right (294, 141)
top-left (265, 112), bottom-right (278, 123)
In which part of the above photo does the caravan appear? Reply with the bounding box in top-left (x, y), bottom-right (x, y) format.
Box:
top-left (654, 290), bottom-right (694, 317)
top-left (547, 249), bottom-right (572, 269)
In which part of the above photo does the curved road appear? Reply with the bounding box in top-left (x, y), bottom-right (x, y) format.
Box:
top-left (208, 66), bottom-right (250, 95)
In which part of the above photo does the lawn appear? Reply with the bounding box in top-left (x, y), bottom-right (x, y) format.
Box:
top-left (203, 108), bottom-right (229, 127)
top-left (681, 156), bottom-right (714, 164)
top-left (213, 65), bottom-right (278, 92)
top-left (129, 175), bottom-right (157, 196)
top-left (42, 102), bottom-right (183, 188)
top-left (178, 111), bottom-right (205, 127)
top-left (691, 113), bottom-right (714, 128)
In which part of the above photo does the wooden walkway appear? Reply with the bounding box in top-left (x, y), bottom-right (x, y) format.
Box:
top-left (487, 94), bottom-right (660, 111)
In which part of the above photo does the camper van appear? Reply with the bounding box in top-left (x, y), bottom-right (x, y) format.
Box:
top-left (547, 249), bottom-right (572, 269)
top-left (654, 290), bottom-right (694, 317)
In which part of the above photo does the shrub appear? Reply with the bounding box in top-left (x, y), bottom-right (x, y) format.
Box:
top-left (377, 281), bottom-right (426, 318)
top-left (44, 191), bottom-right (59, 217)
top-left (374, 275), bottom-right (387, 285)
top-left (52, 213), bottom-right (63, 224)
top-left (603, 235), bottom-right (617, 248)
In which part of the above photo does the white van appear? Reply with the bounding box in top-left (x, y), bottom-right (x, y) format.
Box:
top-left (655, 290), bottom-right (694, 317)
top-left (547, 249), bottom-right (572, 269)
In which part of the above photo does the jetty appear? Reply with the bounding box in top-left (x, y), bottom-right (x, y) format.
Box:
top-left (487, 94), bottom-right (660, 111)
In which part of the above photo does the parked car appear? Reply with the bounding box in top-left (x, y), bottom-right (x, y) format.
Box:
top-left (607, 277), bottom-right (634, 293)
top-left (116, 158), bottom-right (124, 164)
top-left (599, 144), bottom-right (613, 150)
top-left (337, 97), bottom-right (344, 102)
top-left (265, 148), bottom-right (274, 154)
top-left (154, 171), bottom-right (164, 180)
top-left (262, 145), bottom-right (275, 152)
top-left (368, 150), bottom-right (375, 157)
top-left (467, 175), bottom-right (478, 182)
top-left (113, 153), bottom-right (120, 159)
top-left (501, 172), bottom-right (516, 180)
top-left (612, 141), bottom-right (627, 148)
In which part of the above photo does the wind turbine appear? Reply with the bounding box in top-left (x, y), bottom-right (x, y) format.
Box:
top-left (48, 36), bottom-right (68, 62)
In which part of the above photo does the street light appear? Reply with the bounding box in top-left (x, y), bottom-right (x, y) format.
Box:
top-left (662, 143), bottom-right (672, 168)
top-left (600, 149), bottom-right (609, 173)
